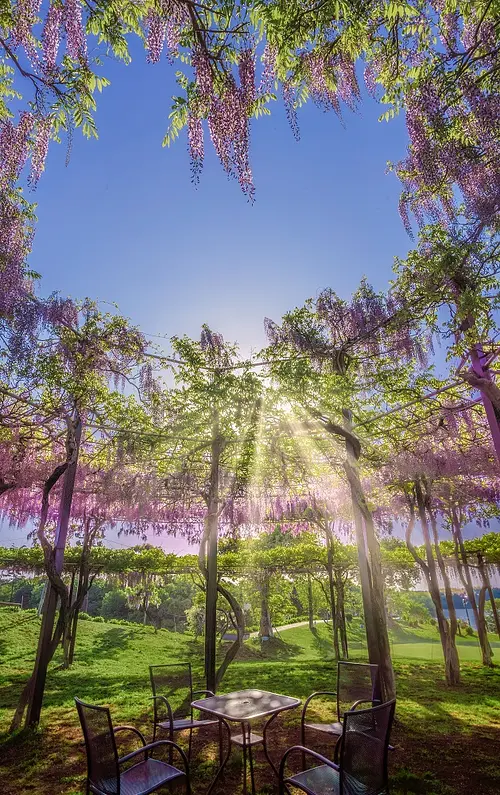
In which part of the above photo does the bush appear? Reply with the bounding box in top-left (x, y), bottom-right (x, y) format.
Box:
top-left (79, 612), bottom-right (91, 621)
top-left (92, 616), bottom-right (105, 623)
top-left (101, 589), bottom-right (129, 620)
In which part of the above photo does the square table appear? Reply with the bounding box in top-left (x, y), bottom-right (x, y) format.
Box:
top-left (191, 689), bottom-right (301, 795)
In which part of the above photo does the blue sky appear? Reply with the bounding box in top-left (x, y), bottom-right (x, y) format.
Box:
top-left (29, 46), bottom-right (411, 357)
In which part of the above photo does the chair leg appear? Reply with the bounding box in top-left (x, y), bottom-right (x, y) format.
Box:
top-left (188, 727), bottom-right (193, 764)
top-left (185, 770), bottom-right (192, 795)
top-left (219, 720), bottom-right (223, 766)
top-left (169, 728), bottom-right (174, 766)
top-left (300, 719), bottom-right (306, 772)
top-left (248, 743), bottom-right (256, 795)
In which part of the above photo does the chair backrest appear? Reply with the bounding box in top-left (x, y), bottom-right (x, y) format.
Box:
top-left (339, 699), bottom-right (396, 795)
top-left (75, 698), bottom-right (120, 795)
top-left (150, 663), bottom-right (194, 721)
top-left (337, 661), bottom-right (381, 720)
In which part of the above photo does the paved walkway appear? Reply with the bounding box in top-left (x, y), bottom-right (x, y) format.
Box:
top-left (248, 619), bottom-right (321, 638)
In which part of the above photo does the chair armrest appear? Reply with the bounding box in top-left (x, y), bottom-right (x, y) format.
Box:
top-left (279, 745), bottom-right (340, 782)
top-left (120, 740), bottom-right (190, 772)
top-left (150, 695), bottom-right (174, 729)
top-left (301, 691), bottom-right (337, 725)
top-left (114, 726), bottom-right (147, 762)
top-left (114, 725), bottom-right (147, 746)
top-left (349, 698), bottom-right (381, 710)
top-left (113, 726), bottom-right (148, 758)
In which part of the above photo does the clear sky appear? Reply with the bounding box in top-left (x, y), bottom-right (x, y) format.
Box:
top-left (29, 44), bottom-right (411, 357)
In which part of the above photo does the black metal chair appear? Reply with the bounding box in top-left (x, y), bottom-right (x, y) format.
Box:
top-left (280, 699), bottom-right (396, 795)
top-left (75, 697), bottom-right (190, 795)
top-left (149, 662), bottom-right (220, 762)
top-left (301, 661), bottom-right (381, 757)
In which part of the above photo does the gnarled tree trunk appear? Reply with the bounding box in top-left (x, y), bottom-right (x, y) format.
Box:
top-left (215, 580), bottom-right (245, 688)
top-left (11, 413), bottom-right (82, 730)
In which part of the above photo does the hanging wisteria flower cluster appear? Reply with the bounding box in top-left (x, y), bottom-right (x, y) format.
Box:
top-left (386, 5), bottom-right (500, 233)
top-left (0, 0), bottom-right (498, 247)
top-left (187, 47), bottom-right (256, 198)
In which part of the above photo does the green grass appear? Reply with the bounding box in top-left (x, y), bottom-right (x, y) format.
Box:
top-left (1, 610), bottom-right (500, 795)
top-left (273, 620), bottom-right (500, 663)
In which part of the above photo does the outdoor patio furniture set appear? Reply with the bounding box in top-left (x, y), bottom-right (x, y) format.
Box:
top-left (75, 660), bottom-right (396, 795)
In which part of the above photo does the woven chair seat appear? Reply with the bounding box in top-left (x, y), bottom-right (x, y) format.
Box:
top-left (157, 717), bottom-right (218, 731)
top-left (287, 765), bottom-right (340, 795)
top-left (305, 722), bottom-right (343, 736)
top-left (120, 758), bottom-right (184, 795)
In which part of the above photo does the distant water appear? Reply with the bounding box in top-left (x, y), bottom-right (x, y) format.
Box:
top-left (444, 607), bottom-right (477, 630)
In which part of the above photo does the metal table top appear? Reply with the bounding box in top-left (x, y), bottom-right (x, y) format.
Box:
top-left (191, 689), bottom-right (300, 722)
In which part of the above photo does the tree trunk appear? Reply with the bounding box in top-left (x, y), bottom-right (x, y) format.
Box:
top-left (477, 585), bottom-right (492, 660)
top-left (204, 510), bottom-right (219, 692)
top-left (478, 553), bottom-right (500, 638)
top-left (259, 571), bottom-right (273, 638)
top-left (67, 541), bottom-right (94, 667)
top-left (203, 411), bottom-right (222, 694)
top-left (465, 346), bottom-right (500, 463)
top-left (411, 481), bottom-right (460, 685)
top-left (425, 500), bottom-right (462, 671)
top-left (62, 570), bottom-right (76, 665)
top-left (25, 414), bottom-right (82, 727)
top-left (451, 518), bottom-right (492, 666)
top-left (307, 574), bottom-right (314, 631)
top-left (342, 410), bottom-right (395, 700)
top-left (325, 534), bottom-right (340, 658)
top-left (336, 575), bottom-right (348, 658)
top-left (343, 462), bottom-right (378, 666)
top-left (215, 581), bottom-right (245, 688)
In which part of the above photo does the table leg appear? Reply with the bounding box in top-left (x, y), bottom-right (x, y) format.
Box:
top-left (206, 719), bottom-right (232, 795)
top-left (248, 740), bottom-right (256, 795)
top-left (262, 711), bottom-right (280, 778)
top-left (263, 711), bottom-right (293, 795)
top-left (242, 723), bottom-right (248, 795)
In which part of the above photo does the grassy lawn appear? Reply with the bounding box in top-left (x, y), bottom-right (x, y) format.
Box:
top-left (274, 621), bottom-right (500, 663)
top-left (1, 609), bottom-right (499, 795)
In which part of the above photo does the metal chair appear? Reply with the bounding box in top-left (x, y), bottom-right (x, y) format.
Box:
top-left (301, 661), bottom-right (381, 757)
top-left (149, 663), bottom-right (220, 762)
top-left (280, 699), bottom-right (396, 795)
top-left (75, 697), bottom-right (190, 795)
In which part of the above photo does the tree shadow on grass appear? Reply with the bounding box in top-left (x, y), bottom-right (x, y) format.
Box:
top-left (236, 637), bottom-right (304, 662)
top-left (76, 627), bottom-right (141, 663)
top-left (309, 626), bottom-right (336, 659)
